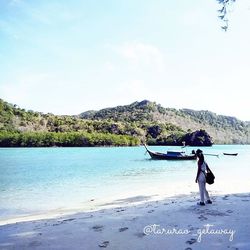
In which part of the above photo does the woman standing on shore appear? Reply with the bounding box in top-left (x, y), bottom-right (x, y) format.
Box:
top-left (195, 149), bottom-right (212, 206)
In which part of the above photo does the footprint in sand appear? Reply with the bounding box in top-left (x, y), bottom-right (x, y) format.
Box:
top-left (119, 227), bottom-right (128, 232)
top-left (198, 215), bottom-right (207, 221)
top-left (187, 225), bottom-right (195, 231)
top-left (186, 238), bottom-right (197, 245)
top-left (52, 222), bottom-right (63, 226)
top-left (148, 210), bottom-right (154, 213)
top-left (29, 241), bottom-right (42, 247)
top-left (81, 215), bottom-right (94, 219)
top-left (233, 194), bottom-right (250, 198)
top-left (63, 218), bottom-right (75, 222)
top-left (126, 217), bottom-right (138, 222)
top-left (135, 232), bottom-right (146, 238)
top-left (53, 218), bottom-right (76, 226)
top-left (206, 210), bottom-right (228, 216)
top-left (98, 241), bottom-right (109, 248)
top-left (92, 225), bottom-right (104, 232)
top-left (222, 195), bottom-right (229, 200)
top-left (185, 248), bottom-right (192, 250)
top-left (116, 209), bottom-right (125, 212)
top-left (226, 210), bottom-right (233, 214)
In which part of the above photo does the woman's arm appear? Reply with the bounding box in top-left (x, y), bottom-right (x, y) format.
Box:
top-left (195, 162), bottom-right (201, 183)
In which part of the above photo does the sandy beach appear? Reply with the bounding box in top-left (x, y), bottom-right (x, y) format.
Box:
top-left (1, 190), bottom-right (250, 250)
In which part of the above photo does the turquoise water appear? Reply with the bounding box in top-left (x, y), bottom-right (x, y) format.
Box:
top-left (0, 145), bottom-right (250, 220)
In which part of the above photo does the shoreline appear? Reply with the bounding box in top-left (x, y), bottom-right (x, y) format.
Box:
top-left (1, 192), bottom-right (250, 249)
top-left (1, 178), bottom-right (249, 227)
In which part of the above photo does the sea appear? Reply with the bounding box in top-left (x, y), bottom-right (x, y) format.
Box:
top-left (0, 145), bottom-right (250, 222)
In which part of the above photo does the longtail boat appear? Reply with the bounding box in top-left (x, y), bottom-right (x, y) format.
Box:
top-left (223, 153), bottom-right (238, 156)
top-left (144, 144), bottom-right (197, 160)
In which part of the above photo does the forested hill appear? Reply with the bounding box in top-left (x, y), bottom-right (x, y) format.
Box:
top-left (80, 100), bottom-right (250, 144)
top-left (0, 98), bottom-right (249, 146)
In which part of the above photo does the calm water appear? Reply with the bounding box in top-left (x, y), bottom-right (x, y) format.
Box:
top-left (0, 145), bottom-right (250, 221)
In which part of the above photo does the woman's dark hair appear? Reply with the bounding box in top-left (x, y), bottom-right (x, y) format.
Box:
top-left (198, 153), bottom-right (204, 163)
top-left (196, 149), bottom-right (204, 163)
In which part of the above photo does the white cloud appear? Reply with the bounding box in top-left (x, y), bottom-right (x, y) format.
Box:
top-left (114, 41), bottom-right (165, 72)
top-left (103, 61), bottom-right (115, 72)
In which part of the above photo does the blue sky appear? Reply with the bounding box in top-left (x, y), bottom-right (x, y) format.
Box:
top-left (0, 0), bottom-right (250, 120)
